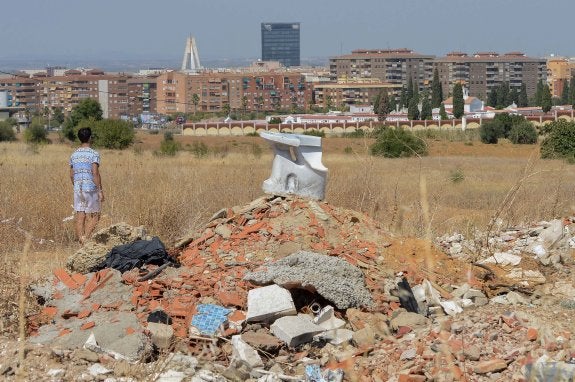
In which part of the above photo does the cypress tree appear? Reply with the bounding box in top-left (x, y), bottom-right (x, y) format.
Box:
top-left (375, 89), bottom-right (391, 121)
top-left (420, 91), bottom-right (432, 120)
top-left (496, 82), bottom-right (509, 108)
top-left (570, 76), bottom-right (575, 107)
top-left (541, 84), bottom-right (552, 113)
top-left (408, 94), bottom-right (420, 120)
top-left (406, 77), bottom-right (414, 106)
top-left (439, 103), bottom-right (448, 120)
top-left (535, 80), bottom-right (544, 106)
top-left (389, 95), bottom-right (397, 113)
top-left (452, 83), bottom-right (464, 119)
top-left (508, 87), bottom-right (519, 106)
top-left (431, 68), bottom-right (443, 108)
top-left (518, 83), bottom-right (528, 107)
top-left (561, 81), bottom-right (570, 105)
top-left (488, 87), bottom-right (498, 108)
top-left (399, 86), bottom-right (407, 110)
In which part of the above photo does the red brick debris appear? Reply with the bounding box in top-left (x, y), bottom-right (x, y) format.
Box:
top-left (33, 195), bottom-right (539, 379)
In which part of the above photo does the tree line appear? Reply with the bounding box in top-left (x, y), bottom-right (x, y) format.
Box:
top-left (373, 71), bottom-right (575, 121)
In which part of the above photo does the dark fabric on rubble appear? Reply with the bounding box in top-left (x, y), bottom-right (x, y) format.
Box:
top-left (90, 237), bottom-right (178, 273)
top-left (397, 277), bottom-right (420, 314)
top-left (147, 309), bottom-right (173, 325)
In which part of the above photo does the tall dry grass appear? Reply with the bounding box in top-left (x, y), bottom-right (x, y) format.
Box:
top-left (1, 133), bottom-right (575, 274)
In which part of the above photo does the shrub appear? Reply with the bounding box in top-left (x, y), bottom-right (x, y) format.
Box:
top-left (91, 119), bottom-right (135, 149)
top-left (303, 129), bottom-right (325, 137)
top-left (540, 120), bottom-right (575, 159)
top-left (23, 123), bottom-right (49, 144)
top-left (268, 117), bottom-right (282, 124)
top-left (0, 122), bottom-right (16, 142)
top-left (190, 142), bottom-right (209, 158)
top-left (370, 127), bottom-right (428, 158)
top-left (493, 113), bottom-right (525, 138)
top-left (449, 168), bottom-right (465, 183)
top-left (508, 121), bottom-right (538, 144)
top-left (343, 129), bottom-right (366, 138)
top-left (250, 143), bottom-right (263, 158)
top-left (344, 146), bottom-right (353, 154)
top-left (479, 120), bottom-right (504, 144)
top-left (158, 132), bottom-right (179, 156)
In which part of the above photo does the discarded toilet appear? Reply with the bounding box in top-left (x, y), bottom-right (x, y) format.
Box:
top-left (260, 132), bottom-right (328, 200)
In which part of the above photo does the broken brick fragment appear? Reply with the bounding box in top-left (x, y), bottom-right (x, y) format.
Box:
top-left (80, 321), bottom-right (96, 330)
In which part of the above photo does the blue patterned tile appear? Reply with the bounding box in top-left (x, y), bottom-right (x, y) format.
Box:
top-left (191, 304), bottom-right (232, 335)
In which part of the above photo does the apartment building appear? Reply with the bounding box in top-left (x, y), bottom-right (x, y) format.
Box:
top-left (156, 70), bottom-right (312, 115)
top-left (312, 79), bottom-right (399, 109)
top-left (329, 49), bottom-right (435, 95)
top-left (546, 57), bottom-right (572, 98)
top-left (0, 74), bottom-right (40, 110)
top-left (1, 69), bottom-right (156, 120)
top-left (127, 76), bottom-right (158, 117)
top-left (434, 52), bottom-right (546, 101)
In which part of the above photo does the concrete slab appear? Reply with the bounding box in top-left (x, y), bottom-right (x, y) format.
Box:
top-left (246, 285), bottom-right (296, 323)
top-left (270, 315), bottom-right (324, 347)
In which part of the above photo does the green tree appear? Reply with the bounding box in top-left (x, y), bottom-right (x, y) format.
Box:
top-left (192, 93), bottom-right (200, 114)
top-left (452, 83), bottom-right (464, 119)
top-left (541, 84), bottom-right (552, 113)
top-left (23, 120), bottom-right (49, 144)
top-left (534, 80), bottom-right (544, 106)
top-left (508, 121), bottom-right (538, 144)
top-left (479, 120), bottom-right (504, 144)
top-left (406, 77), bottom-right (414, 107)
top-left (518, 83), bottom-right (529, 107)
top-left (540, 120), bottom-right (575, 159)
top-left (399, 86), bottom-right (407, 110)
top-left (494, 112), bottom-right (526, 138)
top-left (222, 103), bottom-right (231, 116)
top-left (439, 103), bottom-right (448, 120)
top-left (370, 127), bottom-right (428, 158)
top-left (373, 89), bottom-right (391, 121)
top-left (431, 68), bottom-right (443, 108)
top-left (407, 94), bottom-right (420, 120)
top-left (158, 131), bottom-right (179, 156)
top-left (81, 119), bottom-right (135, 149)
top-left (561, 81), bottom-right (570, 105)
top-left (52, 107), bottom-right (65, 126)
top-left (570, 76), bottom-right (575, 107)
top-left (62, 99), bottom-right (104, 141)
top-left (420, 91), bottom-right (432, 120)
top-left (496, 82), bottom-right (509, 108)
top-left (508, 87), bottom-right (519, 106)
top-left (241, 96), bottom-right (248, 117)
top-left (488, 87), bottom-right (498, 108)
top-left (70, 98), bottom-right (103, 125)
top-left (0, 121), bottom-right (16, 142)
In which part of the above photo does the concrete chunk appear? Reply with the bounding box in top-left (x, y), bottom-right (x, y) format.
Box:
top-left (147, 322), bottom-right (174, 349)
top-left (270, 315), bottom-right (324, 347)
top-left (231, 335), bottom-right (263, 368)
top-left (246, 285), bottom-right (296, 323)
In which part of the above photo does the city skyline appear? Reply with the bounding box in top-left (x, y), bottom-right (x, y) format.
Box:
top-left (1, 0), bottom-right (575, 68)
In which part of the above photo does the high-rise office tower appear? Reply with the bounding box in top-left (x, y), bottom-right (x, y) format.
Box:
top-left (261, 22), bottom-right (300, 67)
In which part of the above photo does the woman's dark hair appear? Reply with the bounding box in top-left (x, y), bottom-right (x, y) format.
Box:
top-left (77, 127), bottom-right (92, 143)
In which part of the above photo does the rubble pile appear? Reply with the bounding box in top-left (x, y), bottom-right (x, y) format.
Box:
top-left (5, 196), bottom-right (575, 381)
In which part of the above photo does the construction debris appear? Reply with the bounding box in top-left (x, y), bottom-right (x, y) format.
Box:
top-left (1, 195), bottom-right (573, 381)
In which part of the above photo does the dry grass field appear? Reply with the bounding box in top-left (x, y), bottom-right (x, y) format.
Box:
top-left (1, 130), bottom-right (575, 278)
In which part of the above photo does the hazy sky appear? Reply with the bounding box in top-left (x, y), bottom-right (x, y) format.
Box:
top-left (1, 0), bottom-right (574, 64)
